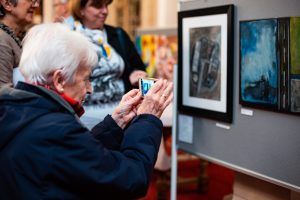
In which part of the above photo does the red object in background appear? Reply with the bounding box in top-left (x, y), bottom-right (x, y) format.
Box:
top-left (140, 134), bottom-right (234, 200)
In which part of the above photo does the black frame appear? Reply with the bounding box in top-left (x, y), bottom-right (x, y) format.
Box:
top-left (177, 5), bottom-right (234, 123)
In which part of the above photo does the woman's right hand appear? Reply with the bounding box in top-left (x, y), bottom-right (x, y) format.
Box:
top-left (112, 89), bottom-right (141, 129)
top-left (137, 79), bottom-right (173, 118)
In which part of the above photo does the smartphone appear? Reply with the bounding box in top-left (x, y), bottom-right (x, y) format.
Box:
top-left (139, 78), bottom-right (158, 97)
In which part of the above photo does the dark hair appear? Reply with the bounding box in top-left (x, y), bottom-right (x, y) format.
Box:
top-left (70, 0), bottom-right (113, 22)
top-left (0, 0), bottom-right (18, 18)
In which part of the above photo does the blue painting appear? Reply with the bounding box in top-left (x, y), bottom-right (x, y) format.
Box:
top-left (240, 19), bottom-right (278, 106)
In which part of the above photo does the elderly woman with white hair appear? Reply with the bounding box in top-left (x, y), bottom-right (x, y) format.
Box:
top-left (0, 23), bottom-right (173, 199)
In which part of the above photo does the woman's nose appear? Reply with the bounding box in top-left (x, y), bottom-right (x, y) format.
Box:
top-left (86, 82), bottom-right (93, 94)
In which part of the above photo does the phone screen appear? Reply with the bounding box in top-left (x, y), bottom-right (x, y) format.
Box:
top-left (140, 78), bottom-right (157, 97)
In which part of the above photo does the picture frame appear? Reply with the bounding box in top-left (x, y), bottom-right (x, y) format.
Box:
top-left (239, 19), bottom-right (279, 111)
top-left (239, 17), bottom-right (300, 115)
top-left (177, 5), bottom-right (234, 123)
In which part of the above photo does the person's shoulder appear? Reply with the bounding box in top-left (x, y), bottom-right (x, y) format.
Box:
top-left (104, 24), bottom-right (125, 34)
top-left (0, 29), bottom-right (13, 43)
top-left (0, 29), bottom-right (21, 52)
top-left (104, 24), bottom-right (116, 31)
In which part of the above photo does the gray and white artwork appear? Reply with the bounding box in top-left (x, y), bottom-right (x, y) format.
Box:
top-left (189, 26), bottom-right (221, 101)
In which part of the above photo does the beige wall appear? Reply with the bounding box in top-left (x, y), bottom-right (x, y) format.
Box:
top-left (41, 0), bottom-right (178, 29)
top-left (140, 0), bottom-right (157, 28)
top-left (42, 0), bottom-right (54, 23)
top-left (156, 0), bottom-right (178, 28)
top-left (140, 0), bottom-right (177, 29)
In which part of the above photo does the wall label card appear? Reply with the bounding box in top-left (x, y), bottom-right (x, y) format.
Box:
top-left (178, 114), bottom-right (193, 144)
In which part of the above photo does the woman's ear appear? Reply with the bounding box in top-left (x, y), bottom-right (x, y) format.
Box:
top-left (52, 70), bottom-right (66, 93)
top-left (1, 0), bottom-right (13, 12)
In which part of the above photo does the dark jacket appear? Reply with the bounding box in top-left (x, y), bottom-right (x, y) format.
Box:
top-left (105, 25), bottom-right (145, 92)
top-left (0, 82), bottom-right (162, 200)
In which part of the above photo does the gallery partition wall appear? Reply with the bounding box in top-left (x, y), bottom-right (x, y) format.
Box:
top-left (172, 0), bottom-right (300, 199)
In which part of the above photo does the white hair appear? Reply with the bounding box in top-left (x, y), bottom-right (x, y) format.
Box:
top-left (19, 23), bottom-right (98, 84)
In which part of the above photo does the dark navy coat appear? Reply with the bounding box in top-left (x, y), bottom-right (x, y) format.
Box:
top-left (0, 82), bottom-right (162, 200)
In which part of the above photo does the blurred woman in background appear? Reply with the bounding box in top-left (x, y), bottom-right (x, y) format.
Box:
top-left (0, 0), bottom-right (40, 88)
top-left (68, 0), bottom-right (147, 128)
top-left (53, 0), bottom-right (70, 22)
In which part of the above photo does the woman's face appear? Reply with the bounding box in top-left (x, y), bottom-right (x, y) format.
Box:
top-left (80, 1), bottom-right (109, 30)
top-left (9, 0), bottom-right (40, 27)
top-left (53, 0), bottom-right (69, 21)
top-left (63, 65), bottom-right (92, 104)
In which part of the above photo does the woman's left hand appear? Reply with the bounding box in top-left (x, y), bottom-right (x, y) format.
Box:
top-left (112, 89), bottom-right (142, 129)
top-left (129, 70), bottom-right (147, 86)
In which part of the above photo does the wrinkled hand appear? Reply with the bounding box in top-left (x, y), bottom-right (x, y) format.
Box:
top-left (137, 79), bottom-right (173, 118)
top-left (112, 89), bottom-right (142, 129)
top-left (129, 70), bottom-right (147, 86)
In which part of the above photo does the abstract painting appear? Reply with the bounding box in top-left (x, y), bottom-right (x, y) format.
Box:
top-left (290, 17), bottom-right (300, 112)
top-left (135, 34), bottom-right (177, 81)
top-left (189, 26), bottom-right (221, 101)
top-left (178, 5), bottom-right (234, 123)
top-left (240, 17), bottom-right (300, 115)
top-left (240, 19), bottom-right (278, 109)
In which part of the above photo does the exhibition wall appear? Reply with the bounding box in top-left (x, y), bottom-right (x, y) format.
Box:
top-left (175, 0), bottom-right (300, 192)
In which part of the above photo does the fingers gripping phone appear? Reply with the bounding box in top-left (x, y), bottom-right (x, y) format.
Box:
top-left (139, 78), bottom-right (158, 97)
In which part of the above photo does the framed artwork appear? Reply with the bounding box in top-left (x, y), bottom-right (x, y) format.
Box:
top-left (177, 5), bottom-right (234, 123)
top-left (290, 17), bottom-right (300, 113)
top-left (135, 33), bottom-right (177, 80)
top-left (239, 17), bottom-right (300, 114)
top-left (239, 19), bottom-right (278, 110)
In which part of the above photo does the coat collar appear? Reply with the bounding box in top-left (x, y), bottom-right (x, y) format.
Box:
top-left (14, 82), bottom-right (76, 115)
